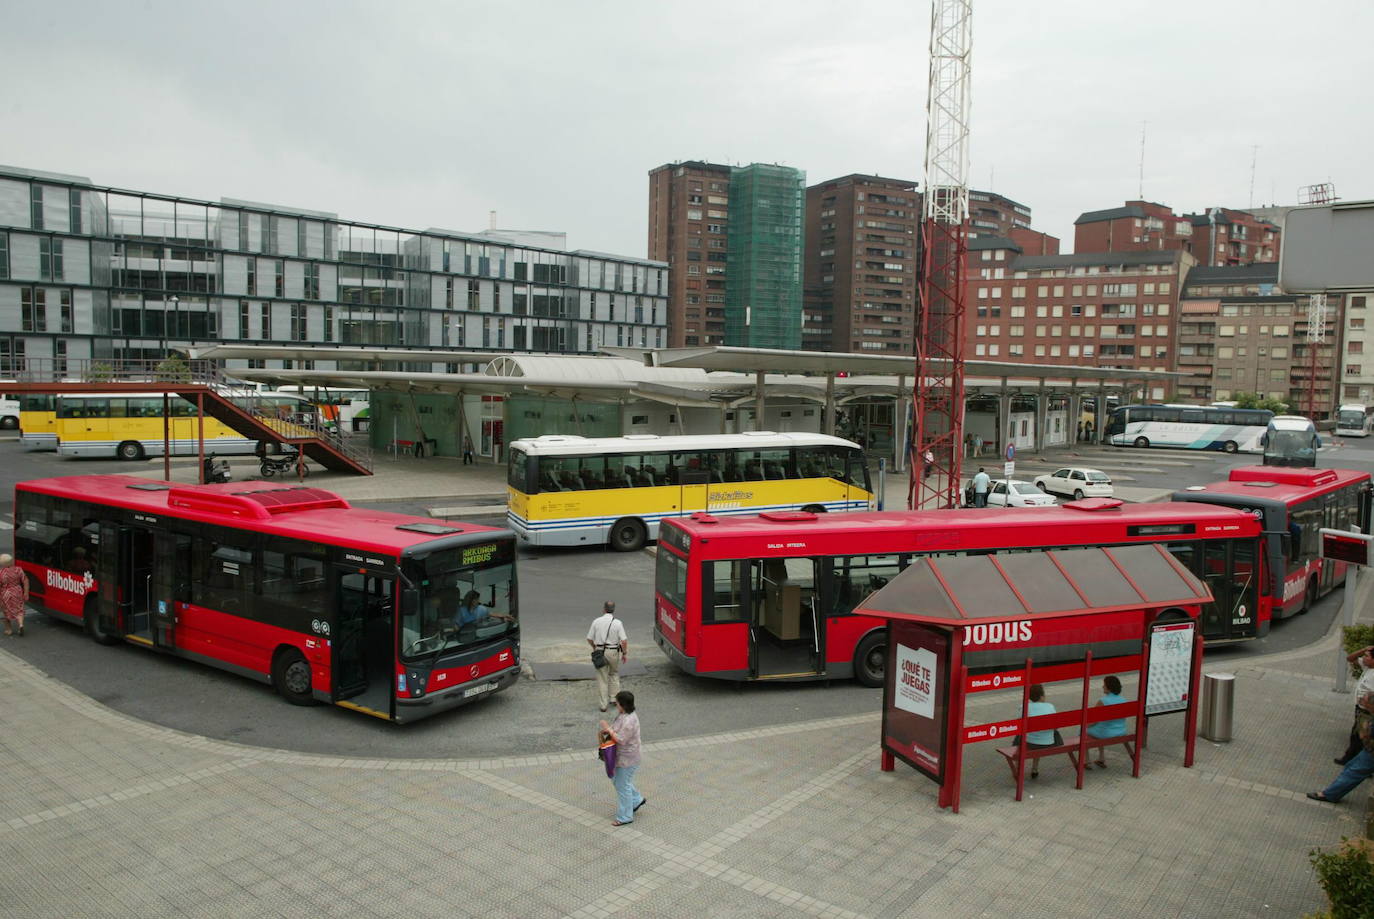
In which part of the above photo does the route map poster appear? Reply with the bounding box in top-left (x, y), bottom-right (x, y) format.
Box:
top-left (883, 621), bottom-right (950, 782)
top-left (1145, 620), bottom-right (1195, 715)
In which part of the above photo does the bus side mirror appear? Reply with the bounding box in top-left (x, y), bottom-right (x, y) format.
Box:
top-left (401, 589), bottom-right (419, 617)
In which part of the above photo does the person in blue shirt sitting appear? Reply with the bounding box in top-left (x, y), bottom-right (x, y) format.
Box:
top-left (454, 590), bottom-right (512, 630)
top-left (1013, 683), bottom-right (1064, 779)
top-left (1086, 674), bottom-right (1129, 767)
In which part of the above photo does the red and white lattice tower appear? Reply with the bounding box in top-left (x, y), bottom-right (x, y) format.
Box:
top-left (910, 0), bottom-right (973, 510)
top-left (1306, 292), bottom-right (1329, 417)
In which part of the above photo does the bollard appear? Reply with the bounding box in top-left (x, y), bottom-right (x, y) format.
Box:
top-left (1199, 672), bottom-right (1235, 742)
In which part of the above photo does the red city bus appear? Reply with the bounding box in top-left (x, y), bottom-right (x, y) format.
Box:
top-left (1173, 466), bottom-right (1372, 620)
top-left (15, 475), bottom-right (520, 723)
top-left (653, 500), bottom-right (1265, 686)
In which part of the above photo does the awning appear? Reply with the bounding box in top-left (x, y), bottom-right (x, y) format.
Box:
top-left (854, 544), bottom-right (1211, 625)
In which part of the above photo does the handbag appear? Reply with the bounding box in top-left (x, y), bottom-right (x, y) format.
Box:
top-left (598, 735), bottom-right (617, 777)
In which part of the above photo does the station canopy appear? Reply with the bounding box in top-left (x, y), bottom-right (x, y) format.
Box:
top-left (188, 344), bottom-right (1179, 409)
top-left (854, 544), bottom-right (1211, 624)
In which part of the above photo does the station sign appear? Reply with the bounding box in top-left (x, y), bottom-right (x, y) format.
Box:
top-left (1321, 528), bottom-right (1373, 567)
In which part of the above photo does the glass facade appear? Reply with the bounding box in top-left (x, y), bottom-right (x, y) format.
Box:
top-left (725, 164), bottom-right (805, 349)
top-left (0, 166), bottom-right (669, 372)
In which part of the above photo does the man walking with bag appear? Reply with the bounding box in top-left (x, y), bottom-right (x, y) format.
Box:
top-left (587, 601), bottom-right (628, 712)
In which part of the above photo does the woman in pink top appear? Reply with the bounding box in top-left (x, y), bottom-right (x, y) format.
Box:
top-left (599, 690), bottom-right (646, 826)
top-left (0, 554), bottom-right (28, 637)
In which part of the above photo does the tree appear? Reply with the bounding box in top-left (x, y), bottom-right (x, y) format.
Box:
top-left (1231, 391), bottom-right (1289, 414)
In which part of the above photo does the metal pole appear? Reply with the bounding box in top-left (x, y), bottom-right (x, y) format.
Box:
top-left (877, 458), bottom-right (886, 511)
top-left (1336, 567), bottom-right (1360, 693)
top-left (754, 371), bottom-right (766, 431)
top-left (824, 373), bottom-right (836, 436)
top-left (197, 392), bottom-right (205, 483)
top-left (163, 392), bottom-right (171, 481)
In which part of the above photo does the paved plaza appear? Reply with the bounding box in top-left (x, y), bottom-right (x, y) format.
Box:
top-left (0, 591), bottom-right (1368, 918)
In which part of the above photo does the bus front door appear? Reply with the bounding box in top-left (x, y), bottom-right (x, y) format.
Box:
top-left (333, 568), bottom-right (395, 717)
top-left (1197, 540), bottom-right (1260, 641)
top-left (94, 522), bottom-right (128, 636)
top-left (748, 558), bottom-right (823, 679)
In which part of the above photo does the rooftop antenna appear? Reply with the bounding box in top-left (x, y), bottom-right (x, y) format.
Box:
top-left (1137, 121), bottom-right (1147, 199)
top-left (1248, 145), bottom-right (1258, 209)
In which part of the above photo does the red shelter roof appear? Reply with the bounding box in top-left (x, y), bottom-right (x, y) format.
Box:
top-left (855, 544), bottom-right (1211, 625)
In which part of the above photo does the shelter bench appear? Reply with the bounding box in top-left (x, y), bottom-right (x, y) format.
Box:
top-left (995, 733), bottom-right (1137, 780)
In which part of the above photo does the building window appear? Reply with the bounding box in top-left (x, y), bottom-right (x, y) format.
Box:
top-left (238, 214), bottom-right (249, 251)
top-left (54, 340), bottom-right (67, 376)
top-left (265, 215), bottom-right (277, 254)
top-left (0, 231), bottom-right (7, 280)
top-left (469, 278), bottom-right (480, 310)
top-left (324, 306), bottom-right (334, 343)
top-left (291, 304), bottom-right (308, 341)
top-left (1347, 365), bottom-right (1362, 376)
top-left (60, 290), bottom-right (73, 333)
top-left (68, 189), bottom-right (81, 234)
top-left (445, 277), bottom-right (455, 309)
top-left (247, 259), bottom-right (256, 296)
top-left (273, 260), bottom-right (284, 297)
top-left (30, 185), bottom-right (43, 230)
top-left (1350, 341), bottom-right (1364, 354)
top-left (304, 263), bottom-right (320, 300)
top-left (239, 301), bottom-right (250, 338)
top-left (21, 288), bottom-right (46, 332)
top-left (297, 221), bottom-right (308, 257)
top-left (39, 238), bottom-right (63, 281)
top-left (260, 303), bottom-right (271, 339)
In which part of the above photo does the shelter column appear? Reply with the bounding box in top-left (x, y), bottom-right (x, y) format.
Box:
top-left (719, 401), bottom-right (728, 434)
top-left (1069, 386), bottom-right (1083, 445)
top-left (895, 374), bottom-right (909, 473)
top-left (1095, 382), bottom-right (1106, 444)
top-left (824, 372), bottom-right (836, 436)
top-left (1035, 382), bottom-right (1048, 452)
top-left (754, 371), bottom-right (766, 432)
top-left (998, 379), bottom-right (1011, 456)
top-left (456, 391), bottom-right (468, 463)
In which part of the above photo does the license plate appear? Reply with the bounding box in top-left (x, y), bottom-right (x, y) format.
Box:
top-left (463, 681), bottom-right (496, 698)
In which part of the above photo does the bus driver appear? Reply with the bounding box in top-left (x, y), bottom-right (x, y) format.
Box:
top-left (454, 590), bottom-right (513, 629)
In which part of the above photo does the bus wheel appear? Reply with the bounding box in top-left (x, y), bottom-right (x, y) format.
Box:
top-left (116, 441), bottom-right (145, 461)
top-left (272, 648), bottom-right (317, 705)
top-left (853, 632), bottom-right (886, 688)
top-left (1299, 577), bottom-right (1319, 615)
top-left (608, 518), bottom-right (646, 552)
top-left (1223, 440), bottom-right (1239, 454)
top-left (1133, 437), bottom-right (1150, 448)
top-left (84, 598), bottom-right (118, 646)
top-left (0, 416), bottom-right (16, 430)
top-left (802, 505), bottom-right (827, 514)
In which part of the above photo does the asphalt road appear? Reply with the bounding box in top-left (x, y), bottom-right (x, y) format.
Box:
top-left (0, 434), bottom-right (1366, 757)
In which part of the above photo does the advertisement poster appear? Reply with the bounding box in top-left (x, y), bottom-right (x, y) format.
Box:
top-left (1145, 620), bottom-right (1195, 716)
top-left (883, 621), bottom-right (950, 782)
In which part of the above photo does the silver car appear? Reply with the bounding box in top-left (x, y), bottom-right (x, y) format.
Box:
top-left (1033, 467), bottom-right (1115, 500)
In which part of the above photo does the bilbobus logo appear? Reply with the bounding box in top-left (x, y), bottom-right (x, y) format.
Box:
top-left (963, 621), bottom-right (1033, 647)
top-left (47, 569), bottom-right (95, 595)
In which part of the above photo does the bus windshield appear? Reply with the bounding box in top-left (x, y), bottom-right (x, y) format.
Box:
top-left (401, 541), bottom-right (518, 660)
top-left (1262, 427), bottom-right (1318, 467)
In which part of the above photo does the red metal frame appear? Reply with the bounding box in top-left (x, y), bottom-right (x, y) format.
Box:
top-left (911, 217), bottom-right (967, 511)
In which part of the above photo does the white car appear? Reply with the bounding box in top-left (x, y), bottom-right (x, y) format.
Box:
top-left (1033, 467), bottom-right (1114, 501)
top-left (985, 479), bottom-right (1057, 508)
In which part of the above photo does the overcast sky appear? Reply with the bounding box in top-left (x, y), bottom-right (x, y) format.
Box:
top-left (4, 0), bottom-right (1370, 257)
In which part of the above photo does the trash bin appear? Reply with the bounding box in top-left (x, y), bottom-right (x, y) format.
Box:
top-left (1200, 672), bottom-right (1235, 742)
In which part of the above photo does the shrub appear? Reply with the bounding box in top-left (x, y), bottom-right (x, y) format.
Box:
top-left (154, 356), bottom-right (191, 383)
top-left (1309, 837), bottom-right (1374, 919)
top-left (1343, 625), bottom-right (1374, 678)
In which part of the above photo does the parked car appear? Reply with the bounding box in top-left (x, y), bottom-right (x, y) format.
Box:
top-left (1033, 467), bottom-right (1114, 500)
top-left (985, 479), bottom-right (1057, 508)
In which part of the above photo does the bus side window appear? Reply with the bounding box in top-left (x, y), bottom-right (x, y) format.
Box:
top-left (605, 454), bottom-right (639, 489)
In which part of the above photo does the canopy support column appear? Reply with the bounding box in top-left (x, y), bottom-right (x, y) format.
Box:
top-left (824, 373), bottom-right (836, 436)
top-left (895, 374), bottom-right (909, 473)
top-left (754, 371), bottom-right (766, 432)
top-left (998, 379), bottom-right (1011, 458)
top-left (1034, 382), bottom-right (1048, 452)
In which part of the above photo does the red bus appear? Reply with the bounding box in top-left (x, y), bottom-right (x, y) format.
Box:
top-left (1173, 466), bottom-right (1371, 619)
top-left (653, 500), bottom-right (1264, 686)
top-left (15, 475), bottom-right (520, 723)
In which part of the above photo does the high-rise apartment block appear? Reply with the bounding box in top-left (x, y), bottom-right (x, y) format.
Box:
top-left (802, 174), bottom-right (919, 354)
top-left (1176, 263), bottom-right (1335, 409)
top-left (965, 236), bottom-right (1191, 385)
top-left (647, 161), bottom-right (731, 347)
top-left (967, 190), bottom-right (1033, 239)
top-left (1074, 201), bottom-right (1279, 266)
top-left (724, 164), bottom-right (805, 349)
top-left (0, 164), bottom-right (668, 373)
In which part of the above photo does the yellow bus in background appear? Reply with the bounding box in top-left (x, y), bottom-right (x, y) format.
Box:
top-left (54, 393), bottom-right (314, 460)
top-left (506, 432), bottom-right (874, 551)
top-left (19, 394), bottom-right (57, 449)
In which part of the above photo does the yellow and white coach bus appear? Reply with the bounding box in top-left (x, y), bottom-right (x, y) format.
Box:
top-left (506, 432), bottom-right (874, 551)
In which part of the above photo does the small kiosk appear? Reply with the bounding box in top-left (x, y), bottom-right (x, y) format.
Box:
top-left (855, 542), bottom-right (1211, 812)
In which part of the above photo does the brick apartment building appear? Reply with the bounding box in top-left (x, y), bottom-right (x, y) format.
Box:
top-left (967, 190), bottom-right (1032, 238)
top-left (1074, 201), bottom-right (1279, 266)
top-left (1176, 263), bottom-right (1337, 413)
top-left (965, 237), bottom-right (1191, 393)
top-left (648, 161), bottom-right (732, 347)
top-left (801, 174), bottom-right (919, 353)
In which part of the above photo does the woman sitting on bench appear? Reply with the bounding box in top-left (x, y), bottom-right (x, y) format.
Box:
top-left (1013, 683), bottom-right (1063, 779)
top-left (1086, 675), bottom-right (1129, 767)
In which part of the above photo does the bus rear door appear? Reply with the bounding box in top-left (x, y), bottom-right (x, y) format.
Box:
top-left (748, 557), bottom-right (823, 679)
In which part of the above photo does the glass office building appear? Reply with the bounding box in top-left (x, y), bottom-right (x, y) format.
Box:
top-left (0, 165), bottom-right (669, 374)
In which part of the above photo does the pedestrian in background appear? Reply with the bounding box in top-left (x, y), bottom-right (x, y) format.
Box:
top-left (599, 690), bottom-right (645, 826)
top-left (587, 601), bottom-right (628, 712)
top-left (1334, 645), bottom-right (1374, 765)
top-left (0, 554), bottom-right (29, 637)
top-left (922, 448), bottom-right (935, 479)
top-left (462, 435), bottom-right (474, 465)
top-left (972, 467), bottom-right (991, 507)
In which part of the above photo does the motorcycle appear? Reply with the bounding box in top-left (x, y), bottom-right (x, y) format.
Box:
top-left (202, 455), bottom-right (232, 484)
top-left (260, 452), bottom-right (306, 478)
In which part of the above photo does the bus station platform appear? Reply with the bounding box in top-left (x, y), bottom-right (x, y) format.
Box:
top-left (0, 571), bottom-right (1368, 915)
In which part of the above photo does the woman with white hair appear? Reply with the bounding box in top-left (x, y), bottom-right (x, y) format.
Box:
top-left (0, 554), bottom-right (29, 637)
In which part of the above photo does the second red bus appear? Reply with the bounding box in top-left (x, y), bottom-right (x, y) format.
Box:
top-left (653, 500), bottom-right (1264, 686)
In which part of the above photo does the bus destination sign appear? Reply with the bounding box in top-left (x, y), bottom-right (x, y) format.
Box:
top-left (462, 543), bottom-right (499, 566)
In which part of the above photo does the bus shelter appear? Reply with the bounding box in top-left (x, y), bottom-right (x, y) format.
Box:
top-left (854, 543), bottom-right (1211, 812)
